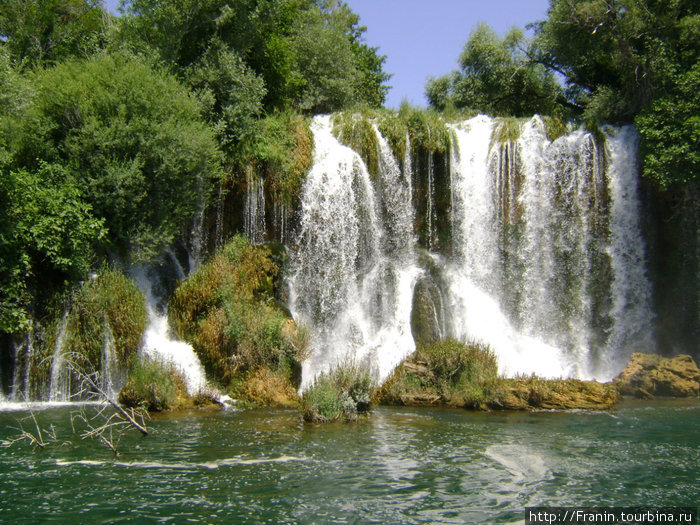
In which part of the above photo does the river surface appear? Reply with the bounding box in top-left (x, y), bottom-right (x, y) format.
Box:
top-left (0, 400), bottom-right (698, 523)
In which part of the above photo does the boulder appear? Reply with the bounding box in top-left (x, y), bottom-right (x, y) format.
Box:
top-left (613, 353), bottom-right (700, 398)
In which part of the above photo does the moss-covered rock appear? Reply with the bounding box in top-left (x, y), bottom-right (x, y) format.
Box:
top-left (494, 377), bottom-right (620, 410)
top-left (377, 340), bottom-right (620, 411)
top-left (613, 353), bottom-right (700, 398)
top-left (168, 235), bottom-right (308, 405)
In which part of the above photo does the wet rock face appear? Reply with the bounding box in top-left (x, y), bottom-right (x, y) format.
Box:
top-left (614, 353), bottom-right (700, 398)
top-left (410, 278), bottom-right (444, 345)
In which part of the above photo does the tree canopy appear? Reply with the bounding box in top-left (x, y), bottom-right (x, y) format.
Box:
top-left (531, 0), bottom-right (699, 187)
top-left (425, 23), bottom-right (565, 117)
top-left (426, 2), bottom-right (698, 188)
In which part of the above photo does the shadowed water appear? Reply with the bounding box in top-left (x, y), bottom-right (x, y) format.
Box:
top-left (1, 401), bottom-right (697, 523)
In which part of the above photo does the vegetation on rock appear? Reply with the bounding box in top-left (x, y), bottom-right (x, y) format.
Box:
top-left (118, 356), bottom-right (190, 412)
top-left (63, 267), bottom-right (147, 372)
top-left (169, 235), bottom-right (307, 406)
top-left (302, 362), bottom-right (373, 422)
top-left (377, 340), bottom-right (620, 411)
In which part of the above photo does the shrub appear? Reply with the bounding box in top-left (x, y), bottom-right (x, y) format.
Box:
top-left (118, 356), bottom-right (188, 412)
top-left (168, 235), bottom-right (308, 399)
top-left (302, 362), bottom-right (374, 422)
top-left (64, 267), bottom-right (147, 372)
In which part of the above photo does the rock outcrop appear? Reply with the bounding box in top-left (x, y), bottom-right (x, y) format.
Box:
top-left (614, 353), bottom-right (700, 398)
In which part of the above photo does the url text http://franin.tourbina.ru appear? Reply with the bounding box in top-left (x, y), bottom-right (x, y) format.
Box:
top-left (526, 507), bottom-right (698, 524)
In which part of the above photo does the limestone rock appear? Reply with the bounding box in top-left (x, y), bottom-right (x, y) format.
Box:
top-left (614, 353), bottom-right (700, 398)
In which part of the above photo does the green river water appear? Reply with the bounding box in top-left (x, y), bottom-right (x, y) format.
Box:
top-left (0, 400), bottom-right (698, 523)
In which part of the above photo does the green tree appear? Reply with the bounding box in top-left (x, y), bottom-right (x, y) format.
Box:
top-left (531, 0), bottom-right (698, 186)
top-left (425, 24), bottom-right (564, 117)
top-left (531, 0), bottom-right (698, 121)
top-left (119, 0), bottom-right (389, 112)
top-left (0, 0), bottom-right (107, 66)
top-left (10, 52), bottom-right (223, 259)
top-left (185, 40), bottom-right (267, 157)
top-left (636, 62), bottom-right (700, 188)
top-left (0, 164), bottom-right (105, 333)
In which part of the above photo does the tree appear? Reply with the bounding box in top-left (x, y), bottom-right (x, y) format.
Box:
top-left (636, 62), bottom-right (700, 188)
top-left (425, 23), bottom-right (564, 117)
top-left (9, 52), bottom-right (223, 259)
top-left (119, 0), bottom-right (389, 113)
top-left (531, 0), bottom-right (698, 121)
top-left (531, 0), bottom-right (699, 187)
top-left (185, 40), bottom-right (267, 156)
top-left (0, 0), bottom-right (107, 66)
top-left (0, 165), bottom-right (105, 333)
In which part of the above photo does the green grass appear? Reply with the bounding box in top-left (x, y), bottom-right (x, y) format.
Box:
top-left (168, 235), bottom-right (308, 400)
top-left (302, 362), bottom-right (374, 422)
top-left (118, 356), bottom-right (188, 412)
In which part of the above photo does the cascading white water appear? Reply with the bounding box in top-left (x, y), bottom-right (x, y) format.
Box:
top-left (274, 200), bottom-right (288, 244)
top-left (603, 125), bottom-right (655, 376)
top-left (446, 115), bottom-right (654, 379)
top-left (188, 200), bottom-right (207, 272)
top-left (100, 321), bottom-right (119, 399)
top-left (291, 113), bottom-right (654, 384)
top-left (244, 167), bottom-right (266, 245)
top-left (10, 328), bottom-right (34, 402)
top-left (48, 310), bottom-right (70, 402)
top-left (133, 269), bottom-right (211, 396)
top-left (289, 116), bottom-right (419, 388)
top-left (215, 181), bottom-right (224, 250)
top-left (447, 116), bottom-right (568, 378)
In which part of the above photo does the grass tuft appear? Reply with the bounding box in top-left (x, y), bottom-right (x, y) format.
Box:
top-left (302, 362), bottom-right (374, 422)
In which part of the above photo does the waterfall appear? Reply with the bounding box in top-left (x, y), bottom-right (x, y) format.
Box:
top-left (444, 115), bottom-right (654, 379)
top-left (133, 268), bottom-right (211, 396)
top-left (447, 116), bottom-right (568, 378)
top-left (101, 321), bottom-right (119, 399)
top-left (215, 181), bottom-right (224, 250)
top-left (244, 167), bottom-right (266, 245)
top-left (48, 309), bottom-right (70, 402)
top-left (274, 200), bottom-right (288, 244)
top-left (188, 200), bottom-right (207, 273)
top-left (604, 125), bottom-right (655, 374)
top-left (10, 328), bottom-right (35, 402)
top-left (291, 113), bottom-right (654, 384)
top-left (289, 116), bottom-right (419, 388)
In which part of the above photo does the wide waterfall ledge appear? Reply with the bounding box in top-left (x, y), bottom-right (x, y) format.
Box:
top-left (289, 114), bottom-right (654, 389)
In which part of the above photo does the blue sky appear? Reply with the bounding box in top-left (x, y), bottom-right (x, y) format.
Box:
top-left (103, 0), bottom-right (551, 108)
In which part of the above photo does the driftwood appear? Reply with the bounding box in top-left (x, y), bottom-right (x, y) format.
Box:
top-left (3, 353), bottom-right (150, 456)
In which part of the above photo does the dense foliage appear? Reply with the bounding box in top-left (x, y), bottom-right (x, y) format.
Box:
top-left (119, 0), bottom-right (389, 114)
top-left (425, 24), bottom-right (565, 117)
top-left (0, 0), bottom-right (106, 65)
top-left (427, 2), bottom-right (699, 188)
top-left (0, 164), bottom-right (105, 332)
top-left (0, 0), bottom-right (390, 340)
top-left (169, 236), bottom-right (307, 403)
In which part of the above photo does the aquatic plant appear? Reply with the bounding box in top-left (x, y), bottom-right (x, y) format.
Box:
top-left (118, 356), bottom-right (188, 412)
top-left (302, 362), bottom-right (373, 422)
